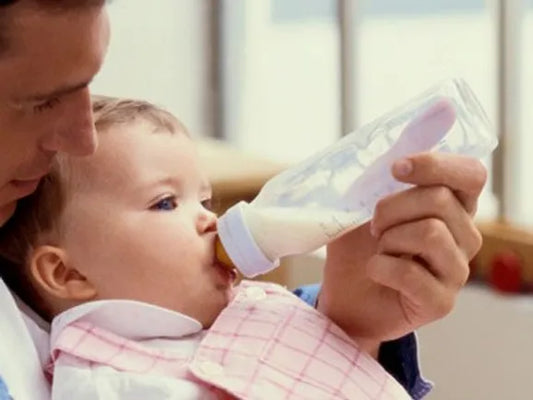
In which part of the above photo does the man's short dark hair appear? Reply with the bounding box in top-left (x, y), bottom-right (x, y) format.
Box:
top-left (0, 0), bottom-right (106, 56)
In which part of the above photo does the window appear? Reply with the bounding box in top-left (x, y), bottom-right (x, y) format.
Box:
top-left (220, 0), bottom-right (497, 219)
top-left (220, 0), bottom-right (341, 163)
top-left (91, 0), bottom-right (212, 137)
top-left (355, 0), bottom-right (497, 219)
top-left (517, 0), bottom-right (533, 224)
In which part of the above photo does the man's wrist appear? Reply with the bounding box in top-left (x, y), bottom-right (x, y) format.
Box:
top-left (351, 337), bottom-right (380, 359)
top-left (315, 289), bottom-right (381, 358)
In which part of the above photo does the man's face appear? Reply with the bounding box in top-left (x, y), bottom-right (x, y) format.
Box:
top-left (58, 120), bottom-right (236, 327)
top-left (0, 4), bottom-right (110, 226)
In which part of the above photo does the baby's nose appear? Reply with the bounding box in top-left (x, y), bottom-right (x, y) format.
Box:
top-left (198, 209), bottom-right (217, 233)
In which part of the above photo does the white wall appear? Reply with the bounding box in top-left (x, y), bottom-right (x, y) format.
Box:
top-left (418, 286), bottom-right (533, 400)
top-left (222, 0), bottom-right (341, 163)
top-left (91, 0), bottom-right (212, 137)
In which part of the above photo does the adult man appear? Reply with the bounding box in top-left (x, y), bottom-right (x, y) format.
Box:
top-left (0, 1), bottom-right (485, 399)
top-left (0, 1), bottom-right (109, 399)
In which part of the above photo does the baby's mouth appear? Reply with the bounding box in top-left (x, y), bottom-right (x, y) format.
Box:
top-left (213, 259), bottom-right (238, 283)
top-left (212, 235), bottom-right (238, 284)
top-left (215, 236), bottom-right (236, 271)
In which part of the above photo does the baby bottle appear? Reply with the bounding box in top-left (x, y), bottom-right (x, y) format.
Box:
top-left (216, 78), bottom-right (498, 278)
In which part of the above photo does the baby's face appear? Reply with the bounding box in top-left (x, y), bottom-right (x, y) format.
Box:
top-left (58, 119), bottom-right (235, 327)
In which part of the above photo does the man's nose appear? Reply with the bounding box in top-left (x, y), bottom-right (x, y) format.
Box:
top-left (40, 87), bottom-right (98, 156)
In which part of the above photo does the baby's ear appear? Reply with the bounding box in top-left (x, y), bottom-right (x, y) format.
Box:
top-left (29, 245), bottom-right (96, 301)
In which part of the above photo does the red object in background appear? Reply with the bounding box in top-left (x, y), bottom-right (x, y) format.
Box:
top-left (489, 251), bottom-right (523, 293)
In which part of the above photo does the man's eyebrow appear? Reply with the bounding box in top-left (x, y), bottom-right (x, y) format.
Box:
top-left (22, 80), bottom-right (92, 102)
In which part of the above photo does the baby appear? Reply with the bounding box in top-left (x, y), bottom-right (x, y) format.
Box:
top-left (0, 96), bottom-right (410, 399)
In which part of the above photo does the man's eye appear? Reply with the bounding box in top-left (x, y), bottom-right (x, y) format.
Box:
top-left (151, 196), bottom-right (178, 211)
top-left (33, 98), bottom-right (61, 113)
top-left (201, 198), bottom-right (213, 211)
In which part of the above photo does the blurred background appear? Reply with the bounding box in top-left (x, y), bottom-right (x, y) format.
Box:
top-left (91, 1), bottom-right (533, 398)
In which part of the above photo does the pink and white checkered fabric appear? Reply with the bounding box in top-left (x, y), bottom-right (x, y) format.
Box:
top-left (50, 281), bottom-right (411, 400)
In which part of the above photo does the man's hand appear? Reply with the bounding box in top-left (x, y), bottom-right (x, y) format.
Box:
top-left (318, 153), bottom-right (486, 356)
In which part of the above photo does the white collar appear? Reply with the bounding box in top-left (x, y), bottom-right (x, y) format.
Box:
top-left (51, 299), bottom-right (203, 347)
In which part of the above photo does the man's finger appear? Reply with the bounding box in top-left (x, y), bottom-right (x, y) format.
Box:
top-left (376, 218), bottom-right (471, 289)
top-left (366, 253), bottom-right (455, 321)
top-left (391, 153), bottom-right (487, 214)
top-left (372, 186), bottom-right (482, 261)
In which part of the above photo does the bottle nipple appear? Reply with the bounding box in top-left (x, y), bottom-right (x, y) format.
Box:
top-left (215, 236), bottom-right (236, 271)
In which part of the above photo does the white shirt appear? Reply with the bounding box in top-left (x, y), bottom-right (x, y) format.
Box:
top-left (0, 279), bottom-right (50, 400)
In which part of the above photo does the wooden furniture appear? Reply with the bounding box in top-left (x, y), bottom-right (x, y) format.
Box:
top-left (198, 138), bottom-right (284, 211)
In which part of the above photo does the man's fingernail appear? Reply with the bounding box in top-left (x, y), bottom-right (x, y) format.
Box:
top-left (393, 159), bottom-right (413, 177)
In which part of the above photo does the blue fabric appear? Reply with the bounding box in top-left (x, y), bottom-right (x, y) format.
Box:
top-left (293, 283), bottom-right (432, 399)
top-left (379, 334), bottom-right (433, 400)
top-left (0, 376), bottom-right (11, 400)
top-left (292, 283), bottom-right (321, 307)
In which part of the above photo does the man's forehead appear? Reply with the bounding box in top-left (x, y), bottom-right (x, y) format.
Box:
top-left (0, 3), bottom-right (109, 100)
top-left (0, 1), bottom-right (106, 53)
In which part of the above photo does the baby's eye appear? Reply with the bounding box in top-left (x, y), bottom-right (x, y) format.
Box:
top-left (151, 196), bottom-right (178, 211)
top-left (201, 198), bottom-right (213, 211)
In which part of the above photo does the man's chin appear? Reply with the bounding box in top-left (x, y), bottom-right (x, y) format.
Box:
top-left (0, 201), bottom-right (16, 227)
top-left (10, 178), bottom-right (41, 197)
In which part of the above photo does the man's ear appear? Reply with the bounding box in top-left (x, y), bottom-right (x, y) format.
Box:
top-left (29, 245), bottom-right (96, 301)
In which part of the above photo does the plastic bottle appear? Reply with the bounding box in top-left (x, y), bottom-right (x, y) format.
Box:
top-left (216, 78), bottom-right (498, 277)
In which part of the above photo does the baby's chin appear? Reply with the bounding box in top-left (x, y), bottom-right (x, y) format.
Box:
top-left (200, 290), bottom-right (234, 329)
